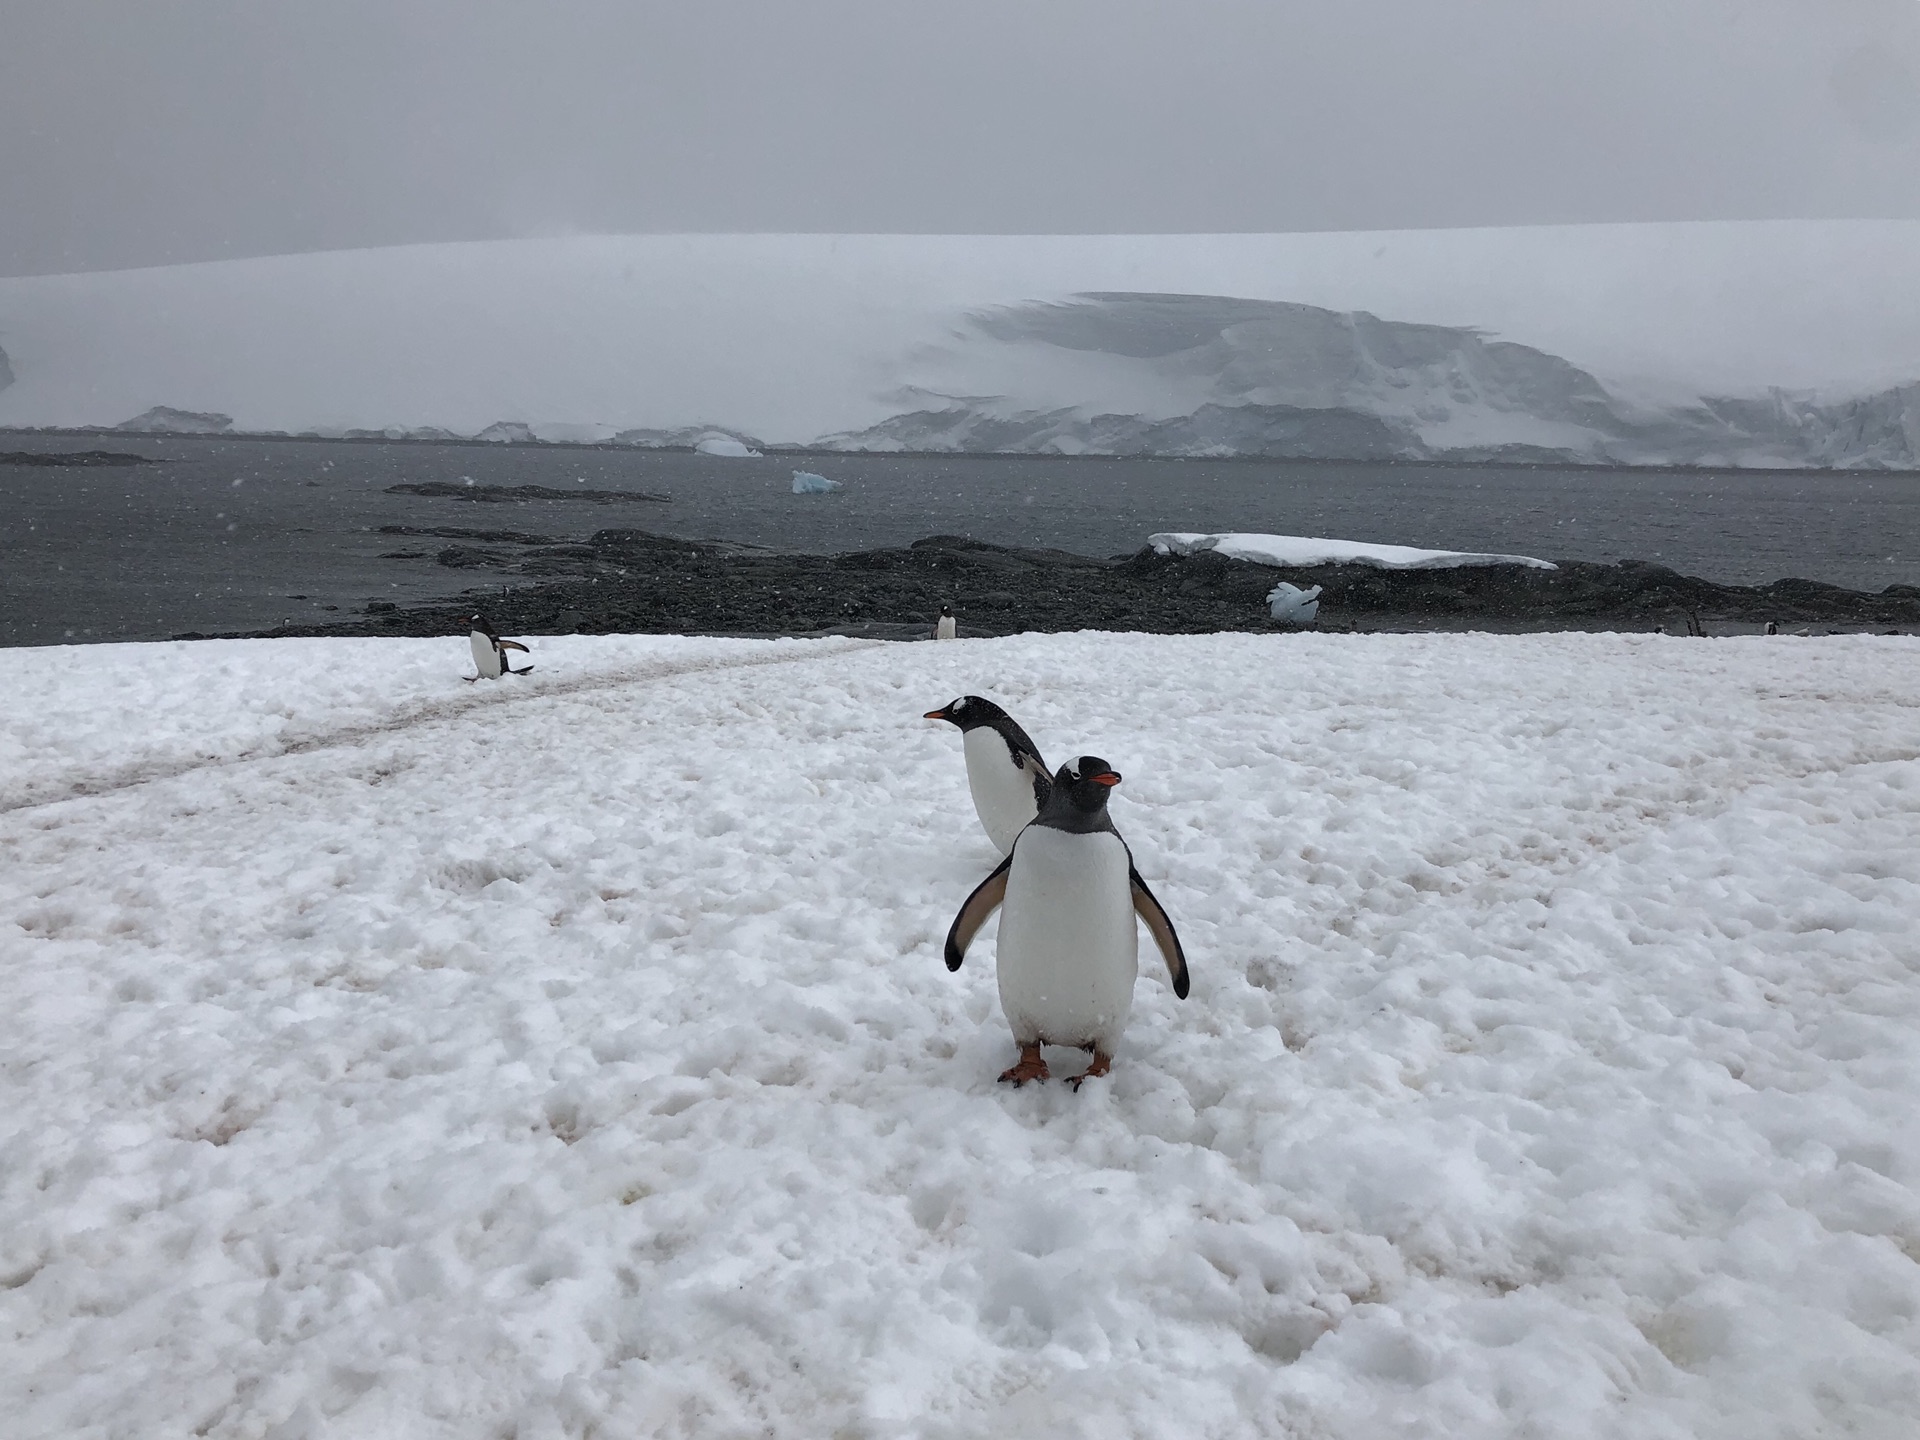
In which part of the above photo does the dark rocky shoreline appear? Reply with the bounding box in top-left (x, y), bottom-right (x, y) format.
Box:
top-left (199, 527), bottom-right (1920, 643)
top-left (1, 449), bottom-right (157, 467)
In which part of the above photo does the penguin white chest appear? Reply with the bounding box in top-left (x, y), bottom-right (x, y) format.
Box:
top-left (962, 725), bottom-right (1042, 854)
top-left (995, 827), bottom-right (1138, 1052)
top-left (470, 632), bottom-right (502, 679)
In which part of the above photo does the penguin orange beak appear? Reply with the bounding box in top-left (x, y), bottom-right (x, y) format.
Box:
top-left (923, 709), bottom-right (949, 722)
top-left (1090, 772), bottom-right (1121, 787)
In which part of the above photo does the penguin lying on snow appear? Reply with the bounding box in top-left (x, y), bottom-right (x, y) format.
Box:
top-left (924, 696), bottom-right (1052, 854)
top-left (945, 756), bottom-right (1189, 1087)
top-left (467, 614), bottom-right (532, 680)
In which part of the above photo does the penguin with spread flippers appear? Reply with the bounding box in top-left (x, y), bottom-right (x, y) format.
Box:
top-left (466, 614), bottom-right (532, 681)
top-left (944, 755), bottom-right (1188, 1087)
top-left (924, 696), bottom-right (1052, 854)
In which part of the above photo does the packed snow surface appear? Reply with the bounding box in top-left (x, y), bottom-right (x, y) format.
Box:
top-left (4, 631), bottom-right (1919, 1438)
top-left (1151, 531), bottom-right (1558, 570)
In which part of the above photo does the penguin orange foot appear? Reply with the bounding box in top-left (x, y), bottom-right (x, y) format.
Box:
top-left (998, 1044), bottom-right (1051, 1086)
top-left (1068, 1051), bottom-right (1113, 1090)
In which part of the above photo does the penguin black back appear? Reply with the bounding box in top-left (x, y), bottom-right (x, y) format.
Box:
top-left (924, 696), bottom-right (1049, 773)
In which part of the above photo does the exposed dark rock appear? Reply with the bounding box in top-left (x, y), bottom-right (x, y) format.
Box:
top-left (378, 524), bottom-right (559, 544)
top-left (1, 449), bottom-right (157, 467)
top-left (217, 530), bottom-right (1920, 643)
top-left (385, 481), bottom-right (669, 504)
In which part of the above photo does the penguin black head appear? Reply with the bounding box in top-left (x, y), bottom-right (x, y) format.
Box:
top-left (468, 612), bottom-right (493, 634)
top-left (940, 605), bottom-right (953, 617)
top-left (923, 694), bottom-right (1012, 732)
top-left (1034, 755), bottom-right (1121, 831)
top-left (1060, 755), bottom-right (1120, 801)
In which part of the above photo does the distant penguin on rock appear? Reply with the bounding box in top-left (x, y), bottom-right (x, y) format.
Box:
top-left (934, 606), bottom-right (957, 641)
top-left (924, 696), bottom-right (1052, 854)
top-left (467, 614), bottom-right (532, 681)
top-left (944, 756), bottom-right (1189, 1087)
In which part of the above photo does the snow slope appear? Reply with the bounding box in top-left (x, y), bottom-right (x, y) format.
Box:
top-left (3, 632), bottom-right (1919, 1437)
top-left (3, 224), bottom-right (1920, 449)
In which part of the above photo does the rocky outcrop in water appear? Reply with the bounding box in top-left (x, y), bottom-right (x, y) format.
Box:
top-left (0, 449), bottom-right (155, 467)
top-left (385, 482), bottom-right (668, 504)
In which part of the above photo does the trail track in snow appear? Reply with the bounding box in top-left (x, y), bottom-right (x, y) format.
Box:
top-left (0, 637), bottom-right (881, 815)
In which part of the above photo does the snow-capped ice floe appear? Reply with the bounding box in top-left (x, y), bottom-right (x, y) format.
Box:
top-left (790, 468), bottom-right (840, 493)
top-left (4, 631), bottom-right (1919, 1436)
top-left (1152, 530), bottom-right (1557, 570)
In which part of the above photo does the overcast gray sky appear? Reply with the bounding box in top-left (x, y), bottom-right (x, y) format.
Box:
top-left (5, 0), bottom-right (1920, 276)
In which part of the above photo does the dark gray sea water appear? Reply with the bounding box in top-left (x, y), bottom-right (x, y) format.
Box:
top-left (5, 432), bottom-right (1919, 646)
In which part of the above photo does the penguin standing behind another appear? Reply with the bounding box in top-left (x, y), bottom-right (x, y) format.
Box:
top-left (467, 614), bottom-right (532, 681)
top-left (944, 755), bottom-right (1189, 1087)
top-left (924, 695), bottom-right (1052, 854)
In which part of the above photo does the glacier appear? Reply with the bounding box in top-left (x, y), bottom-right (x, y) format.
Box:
top-left (3, 226), bottom-right (1920, 467)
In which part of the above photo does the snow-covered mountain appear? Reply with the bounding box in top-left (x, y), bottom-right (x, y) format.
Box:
top-left (3, 225), bottom-right (1919, 466)
top-left (827, 292), bottom-right (1920, 467)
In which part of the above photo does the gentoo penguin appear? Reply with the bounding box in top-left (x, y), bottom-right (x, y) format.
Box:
top-left (944, 756), bottom-right (1189, 1087)
top-left (1765, 620), bottom-right (1779, 636)
top-left (924, 696), bottom-right (1052, 854)
top-left (466, 613), bottom-right (532, 681)
top-left (934, 606), bottom-right (958, 641)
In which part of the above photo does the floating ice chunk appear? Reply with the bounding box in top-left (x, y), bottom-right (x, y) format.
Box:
top-left (1267, 581), bottom-right (1321, 624)
top-left (696, 433), bottom-right (762, 458)
top-left (791, 470), bottom-right (841, 494)
top-left (1151, 531), bottom-right (1555, 570)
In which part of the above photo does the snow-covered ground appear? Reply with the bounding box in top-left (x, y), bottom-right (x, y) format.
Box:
top-left (1150, 532), bottom-right (1557, 570)
top-left (4, 631), bottom-right (1919, 1438)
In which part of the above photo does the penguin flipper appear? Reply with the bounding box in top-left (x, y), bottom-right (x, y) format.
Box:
top-left (1130, 868), bottom-right (1190, 999)
top-left (499, 639), bottom-right (531, 653)
top-left (1019, 751), bottom-right (1054, 809)
top-left (944, 855), bottom-right (1012, 972)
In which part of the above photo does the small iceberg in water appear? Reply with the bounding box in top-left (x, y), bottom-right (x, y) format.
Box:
top-left (1267, 582), bottom-right (1322, 624)
top-left (791, 470), bottom-right (841, 494)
